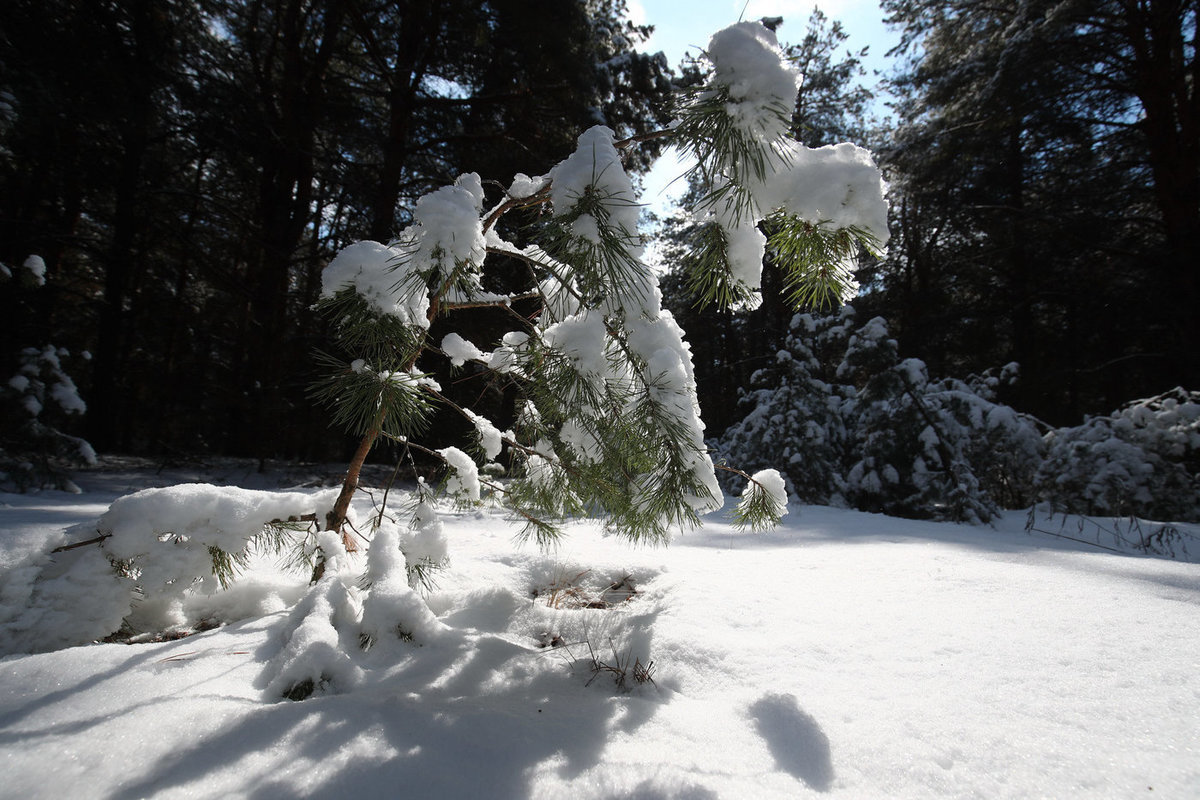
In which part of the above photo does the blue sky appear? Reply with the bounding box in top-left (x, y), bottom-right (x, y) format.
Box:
top-left (630, 0), bottom-right (900, 83)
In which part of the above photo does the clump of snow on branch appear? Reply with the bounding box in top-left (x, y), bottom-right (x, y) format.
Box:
top-left (321, 172), bottom-right (487, 323)
top-left (737, 468), bottom-right (789, 529)
top-left (706, 22), bottom-right (801, 143)
top-left (441, 332), bottom-right (486, 367)
top-left (99, 484), bottom-right (335, 631)
top-left (550, 125), bottom-right (641, 248)
top-left (437, 446), bottom-right (482, 503)
top-left (508, 172), bottom-right (548, 199)
top-left (0, 544), bottom-right (131, 654)
top-left (686, 23), bottom-right (888, 306)
top-left (407, 172), bottom-right (487, 273)
top-left (359, 520), bottom-right (447, 647)
top-left (259, 532), bottom-right (364, 701)
top-left (764, 141), bottom-right (891, 246)
top-left (321, 240), bottom-right (429, 325)
top-left (21, 254), bottom-right (47, 285)
top-left (464, 409), bottom-right (504, 462)
top-left (722, 217), bottom-right (770, 298)
top-left (702, 25), bottom-right (888, 246)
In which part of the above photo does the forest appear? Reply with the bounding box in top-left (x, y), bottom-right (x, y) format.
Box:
top-left (2, 0), bottom-right (1197, 496)
top-left (1, 8), bottom-right (1198, 795)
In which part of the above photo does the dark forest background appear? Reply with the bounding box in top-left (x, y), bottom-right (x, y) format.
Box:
top-left (2, 0), bottom-right (1196, 467)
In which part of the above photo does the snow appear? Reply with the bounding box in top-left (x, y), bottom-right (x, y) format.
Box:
top-left (440, 332), bottom-right (485, 367)
top-left (321, 240), bottom-right (430, 326)
top-left (508, 172), bottom-right (548, 200)
top-left (410, 172), bottom-right (487, 270)
top-left (436, 447), bottom-right (481, 503)
top-left (550, 126), bottom-right (640, 244)
top-left (464, 409), bottom-right (504, 462)
top-left (22, 254), bottom-right (46, 286)
top-left (760, 141), bottom-right (891, 248)
top-left (706, 22), bottom-right (801, 143)
top-left (2, 464), bottom-right (1197, 798)
top-left (722, 215), bottom-right (769, 295)
top-left (321, 173), bottom-right (486, 324)
top-left (744, 468), bottom-right (789, 520)
top-left (677, 23), bottom-right (888, 306)
top-left (541, 310), bottom-right (613, 387)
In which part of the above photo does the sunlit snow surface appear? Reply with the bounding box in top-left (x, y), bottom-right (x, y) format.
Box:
top-left (1, 462), bottom-right (1197, 798)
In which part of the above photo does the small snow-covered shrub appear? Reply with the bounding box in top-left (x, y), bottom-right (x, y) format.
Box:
top-left (719, 310), bottom-right (1044, 522)
top-left (1037, 388), bottom-right (1200, 521)
top-left (717, 307), bottom-right (857, 504)
top-left (841, 330), bottom-right (1002, 523)
top-left (0, 344), bottom-right (97, 492)
top-left (0, 484), bottom-right (332, 654)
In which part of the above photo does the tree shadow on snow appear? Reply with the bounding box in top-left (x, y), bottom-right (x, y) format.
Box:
top-left (109, 612), bottom-right (664, 798)
top-left (747, 692), bottom-right (834, 792)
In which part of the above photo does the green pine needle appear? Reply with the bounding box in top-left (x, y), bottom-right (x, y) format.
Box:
top-left (766, 214), bottom-right (880, 310)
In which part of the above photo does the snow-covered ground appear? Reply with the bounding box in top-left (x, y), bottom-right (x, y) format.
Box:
top-left (1, 461), bottom-right (1197, 798)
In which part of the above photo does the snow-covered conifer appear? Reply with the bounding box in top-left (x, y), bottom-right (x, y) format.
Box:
top-left (16, 21), bottom-right (892, 680)
top-left (716, 306), bottom-right (857, 504)
top-left (314, 20), bottom-right (888, 548)
top-left (840, 319), bottom-right (1008, 523)
top-left (1037, 388), bottom-right (1200, 521)
top-left (720, 311), bottom-right (1044, 523)
top-left (1, 345), bottom-right (97, 493)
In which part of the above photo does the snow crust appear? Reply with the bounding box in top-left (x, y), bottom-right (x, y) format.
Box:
top-left (1, 474), bottom-right (1198, 799)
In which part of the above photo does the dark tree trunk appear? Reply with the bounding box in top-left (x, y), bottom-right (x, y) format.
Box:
top-left (232, 0), bottom-right (348, 458)
top-left (1120, 0), bottom-right (1200, 386)
top-left (87, 0), bottom-right (162, 451)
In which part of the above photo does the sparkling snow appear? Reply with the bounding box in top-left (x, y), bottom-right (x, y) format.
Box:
top-left (1, 465), bottom-right (1197, 798)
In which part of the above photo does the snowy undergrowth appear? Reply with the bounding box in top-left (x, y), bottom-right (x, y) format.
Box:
top-left (1, 471), bottom-right (1198, 798)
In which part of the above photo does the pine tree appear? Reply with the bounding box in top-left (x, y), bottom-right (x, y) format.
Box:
top-left (877, 0), bottom-right (1199, 421)
top-left (716, 306), bottom-right (858, 505)
top-left (1038, 388), bottom-right (1200, 521)
top-left (311, 21), bottom-right (888, 551)
top-left (7, 20), bottom-right (889, 685)
top-left (719, 309), bottom-right (1045, 523)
